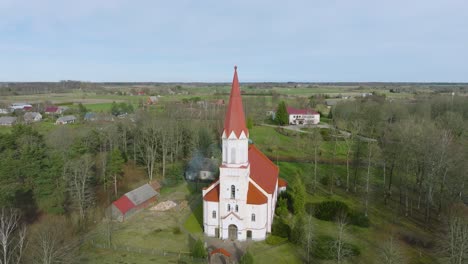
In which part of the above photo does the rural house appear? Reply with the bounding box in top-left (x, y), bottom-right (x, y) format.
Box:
top-left (286, 106), bottom-right (320, 125)
top-left (23, 112), bottom-right (42, 123)
top-left (111, 183), bottom-right (159, 222)
top-left (147, 96), bottom-right (159, 104)
top-left (45, 106), bottom-right (68, 115)
top-left (202, 67), bottom-right (288, 241)
top-left (0, 116), bottom-right (17, 126)
top-left (55, 115), bottom-right (76, 125)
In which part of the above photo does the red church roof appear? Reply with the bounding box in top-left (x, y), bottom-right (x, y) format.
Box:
top-left (278, 178), bottom-right (288, 188)
top-left (112, 195), bottom-right (135, 214)
top-left (223, 66), bottom-right (248, 138)
top-left (203, 183), bottom-right (220, 202)
top-left (286, 106), bottom-right (319, 115)
top-left (249, 145), bottom-right (279, 194)
top-left (247, 182), bottom-right (268, 204)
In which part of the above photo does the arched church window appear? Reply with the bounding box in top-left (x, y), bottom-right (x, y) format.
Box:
top-left (231, 185), bottom-right (235, 199)
top-left (235, 205), bottom-right (238, 212)
top-left (227, 204), bottom-right (231, 212)
top-left (212, 211), bottom-right (216, 219)
top-left (251, 214), bottom-right (256, 222)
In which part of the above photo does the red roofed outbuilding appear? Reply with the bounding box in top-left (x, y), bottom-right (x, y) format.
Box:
top-left (111, 183), bottom-right (159, 221)
top-left (286, 106), bottom-right (320, 125)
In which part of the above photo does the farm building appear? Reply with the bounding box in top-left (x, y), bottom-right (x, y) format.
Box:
top-left (286, 106), bottom-right (320, 125)
top-left (45, 106), bottom-right (68, 115)
top-left (111, 183), bottom-right (159, 222)
top-left (24, 112), bottom-right (42, 123)
top-left (56, 115), bottom-right (76, 125)
top-left (0, 116), bottom-right (17, 126)
top-left (10, 103), bottom-right (32, 111)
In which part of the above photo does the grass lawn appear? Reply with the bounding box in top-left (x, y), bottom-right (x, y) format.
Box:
top-left (183, 203), bottom-right (203, 233)
top-left (0, 126), bottom-right (12, 134)
top-left (249, 242), bottom-right (302, 263)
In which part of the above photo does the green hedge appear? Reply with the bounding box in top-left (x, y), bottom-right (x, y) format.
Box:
top-left (307, 201), bottom-right (370, 228)
top-left (265, 235), bottom-right (288, 245)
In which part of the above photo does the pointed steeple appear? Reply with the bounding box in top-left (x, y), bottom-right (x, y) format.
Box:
top-left (224, 66), bottom-right (248, 138)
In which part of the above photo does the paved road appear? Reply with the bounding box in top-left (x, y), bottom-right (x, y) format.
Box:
top-left (260, 123), bottom-right (377, 142)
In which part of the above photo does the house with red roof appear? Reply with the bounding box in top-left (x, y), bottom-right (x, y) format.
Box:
top-left (202, 66), bottom-right (287, 241)
top-left (286, 106), bottom-right (320, 125)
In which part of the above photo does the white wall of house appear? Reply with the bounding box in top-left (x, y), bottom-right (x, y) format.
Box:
top-left (288, 113), bottom-right (320, 125)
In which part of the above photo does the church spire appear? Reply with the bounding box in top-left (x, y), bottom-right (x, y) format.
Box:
top-left (223, 66), bottom-right (248, 138)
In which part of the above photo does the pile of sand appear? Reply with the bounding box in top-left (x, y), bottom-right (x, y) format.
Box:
top-left (150, 200), bottom-right (177, 211)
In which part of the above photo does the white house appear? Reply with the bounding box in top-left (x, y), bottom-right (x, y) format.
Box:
top-left (202, 67), bottom-right (287, 241)
top-left (23, 112), bottom-right (42, 123)
top-left (287, 107), bottom-right (320, 125)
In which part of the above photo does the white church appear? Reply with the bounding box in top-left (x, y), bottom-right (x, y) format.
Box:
top-left (202, 66), bottom-right (288, 241)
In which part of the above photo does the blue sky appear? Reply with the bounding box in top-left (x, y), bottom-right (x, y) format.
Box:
top-left (1, 0), bottom-right (467, 82)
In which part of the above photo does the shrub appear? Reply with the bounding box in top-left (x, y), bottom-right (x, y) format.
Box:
top-left (191, 238), bottom-right (206, 258)
top-left (271, 217), bottom-right (291, 238)
top-left (314, 201), bottom-right (349, 221)
top-left (265, 235), bottom-right (288, 245)
top-left (348, 211), bottom-right (370, 227)
top-left (319, 176), bottom-right (329, 186)
top-left (172, 226), bottom-right (181, 234)
top-left (240, 250), bottom-right (254, 264)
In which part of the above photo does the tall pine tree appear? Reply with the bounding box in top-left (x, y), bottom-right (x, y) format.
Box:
top-left (275, 101), bottom-right (288, 126)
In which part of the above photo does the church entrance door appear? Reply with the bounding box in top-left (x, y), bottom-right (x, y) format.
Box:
top-left (228, 225), bottom-right (238, 240)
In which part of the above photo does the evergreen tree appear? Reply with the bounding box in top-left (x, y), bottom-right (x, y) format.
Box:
top-left (107, 148), bottom-right (125, 197)
top-left (275, 101), bottom-right (288, 126)
top-left (290, 172), bottom-right (306, 215)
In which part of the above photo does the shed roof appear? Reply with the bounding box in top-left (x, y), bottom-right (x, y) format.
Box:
top-left (45, 106), bottom-right (59, 113)
top-left (112, 195), bottom-right (135, 214)
top-left (57, 115), bottom-right (76, 122)
top-left (124, 183), bottom-right (158, 205)
top-left (0, 116), bottom-right (17, 124)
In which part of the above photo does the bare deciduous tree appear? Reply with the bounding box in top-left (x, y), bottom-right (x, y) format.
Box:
top-left (0, 208), bottom-right (27, 264)
top-left (380, 235), bottom-right (403, 264)
top-left (64, 155), bottom-right (95, 223)
top-left (29, 216), bottom-right (76, 264)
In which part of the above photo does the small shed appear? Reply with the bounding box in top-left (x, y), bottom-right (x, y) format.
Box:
top-left (111, 183), bottom-right (159, 222)
top-left (0, 116), bottom-right (17, 126)
top-left (84, 112), bottom-right (96, 121)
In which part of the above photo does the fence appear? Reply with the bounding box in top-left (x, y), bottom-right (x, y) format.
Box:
top-left (90, 240), bottom-right (207, 263)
